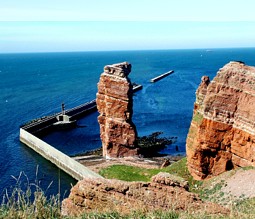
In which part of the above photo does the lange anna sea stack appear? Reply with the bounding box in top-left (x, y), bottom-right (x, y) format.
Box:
top-left (96, 62), bottom-right (139, 158)
top-left (186, 61), bottom-right (255, 180)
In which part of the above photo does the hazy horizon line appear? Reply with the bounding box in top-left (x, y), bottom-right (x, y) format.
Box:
top-left (1, 46), bottom-right (254, 55)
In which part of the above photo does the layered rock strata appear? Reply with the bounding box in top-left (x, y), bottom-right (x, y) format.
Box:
top-left (62, 172), bottom-right (226, 216)
top-left (96, 62), bottom-right (138, 158)
top-left (187, 61), bottom-right (255, 180)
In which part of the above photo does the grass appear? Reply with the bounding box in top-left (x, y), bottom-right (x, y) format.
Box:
top-left (99, 158), bottom-right (202, 192)
top-left (164, 158), bottom-right (204, 193)
top-left (98, 158), bottom-right (255, 218)
top-left (99, 165), bottom-right (160, 182)
top-left (199, 180), bottom-right (225, 201)
top-left (73, 210), bottom-right (180, 219)
top-left (234, 197), bottom-right (255, 217)
top-left (192, 111), bottom-right (203, 125)
top-left (1, 160), bottom-right (255, 218)
top-left (0, 171), bottom-right (61, 219)
top-left (241, 166), bottom-right (255, 171)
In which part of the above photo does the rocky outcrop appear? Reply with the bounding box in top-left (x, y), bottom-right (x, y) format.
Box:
top-left (96, 62), bottom-right (139, 158)
top-left (187, 61), bottom-right (255, 180)
top-left (62, 172), bottom-right (226, 217)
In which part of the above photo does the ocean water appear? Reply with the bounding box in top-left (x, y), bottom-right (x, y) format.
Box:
top-left (0, 48), bottom-right (255, 197)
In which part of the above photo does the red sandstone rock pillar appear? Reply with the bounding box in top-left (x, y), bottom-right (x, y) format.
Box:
top-left (96, 62), bottom-right (139, 158)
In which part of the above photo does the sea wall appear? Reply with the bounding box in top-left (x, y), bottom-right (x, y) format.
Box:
top-left (20, 128), bottom-right (102, 180)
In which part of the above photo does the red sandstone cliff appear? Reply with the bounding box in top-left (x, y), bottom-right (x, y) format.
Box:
top-left (187, 61), bottom-right (255, 180)
top-left (96, 62), bottom-right (139, 158)
top-left (62, 172), bottom-right (226, 217)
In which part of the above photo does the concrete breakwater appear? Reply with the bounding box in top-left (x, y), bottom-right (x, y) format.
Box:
top-left (150, 70), bottom-right (174, 82)
top-left (20, 83), bottom-right (142, 180)
top-left (19, 100), bottom-right (101, 180)
top-left (20, 128), bottom-right (102, 180)
top-left (21, 100), bottom-right (97, 135)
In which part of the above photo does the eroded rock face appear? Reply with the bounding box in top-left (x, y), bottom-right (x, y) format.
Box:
top-left (61, 172), bottom-right (226, 217)
top-left (187, 61), bottom-right (255, 180)
top-left (96, 62), bottom-right (138, 158)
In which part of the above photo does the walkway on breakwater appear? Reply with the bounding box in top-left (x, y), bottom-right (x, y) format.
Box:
top-left (150, 70), bottom-right (174, 83)
top-left (21, 100), bottom-right (97, 134)
top-left (19, 83), bottom-right (143, 180)
top-left (19, 99), bottom-right (104, 180)
top-left (20, 128), bottom-right (102, 180)
top-left (21, 84), bottom-right (142, 135)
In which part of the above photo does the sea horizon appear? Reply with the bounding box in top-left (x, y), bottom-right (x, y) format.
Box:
top-left (1, 46), bottom-right (255, 55)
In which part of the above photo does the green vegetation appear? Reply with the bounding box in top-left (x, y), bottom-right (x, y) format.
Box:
top-left (235, 197), bottom-right (255, 216)
top-left (0, 171), bottom-right (60, 219)
top-left (99, 165), bottom-right (160, 182)
top-left (99, 158), bottom-right (202, 192)
top-left (1, 160), bottom-right (255, 218)
top-left (199, 180), bottom-right (225, 201)
top-left (68, 210), bottom-right (253, 219)
top-left (98, 158), bottom-right (255, 218)
top-left (74, 210), bottom-right (179, 219)
top-left (163, 157), bottom-right (202, 190)
top-left (192, 111), bottom-right (203, 125)
top-left (197, 166), bottom-right (255, 205)
top-left (241, 166), bottom-right (255, 171)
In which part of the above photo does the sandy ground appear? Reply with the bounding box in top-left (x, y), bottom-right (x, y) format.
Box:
top-left (200, 167), bottom-right (255, 205)
top-left (222, 169), bottom-right (255, 199)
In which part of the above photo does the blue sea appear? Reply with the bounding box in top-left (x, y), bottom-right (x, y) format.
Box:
top-left (0, 48), bottom-right (255, 198)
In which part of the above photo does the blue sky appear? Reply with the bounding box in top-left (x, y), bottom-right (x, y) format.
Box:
top-left (1, 0), bottom-right (255, 53)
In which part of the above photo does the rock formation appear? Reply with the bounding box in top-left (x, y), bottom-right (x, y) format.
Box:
top-left (96, 62), bottom-right (139, 158)
top-left (187, 61), bottom-right (255, 180)
top-left (62, 172), bottom-right (226, 217)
